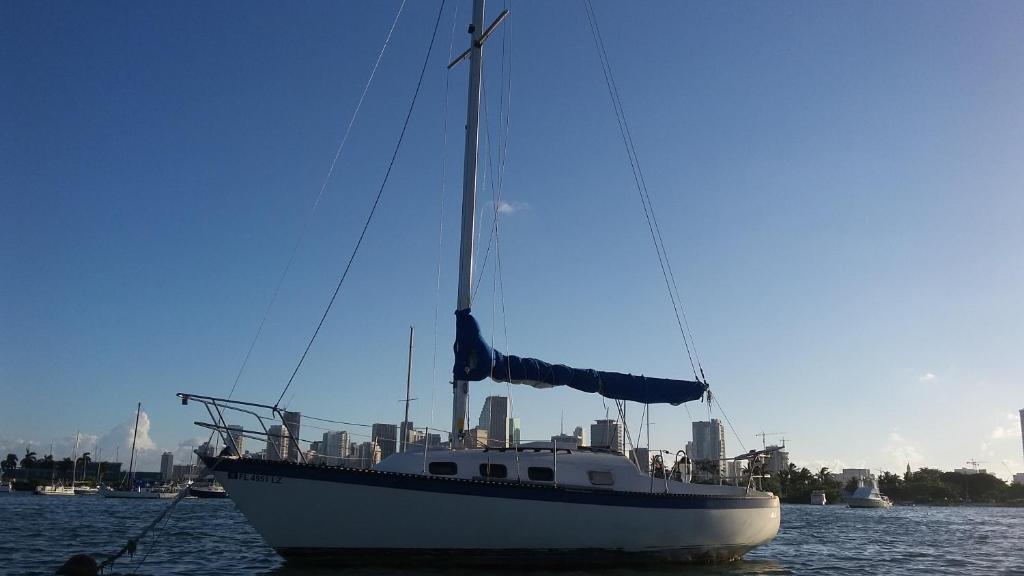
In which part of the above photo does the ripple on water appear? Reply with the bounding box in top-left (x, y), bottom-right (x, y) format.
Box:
top-left (1, 495), bottom-right (1022, 575)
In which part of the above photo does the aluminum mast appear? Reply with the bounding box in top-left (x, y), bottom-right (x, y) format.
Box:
top-left (451, 0), bottom-right (486, 448)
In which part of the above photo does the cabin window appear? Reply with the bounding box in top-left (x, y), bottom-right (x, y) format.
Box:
top-left (588, 471), bottom-right (614, 486)
top-left (479, 463), bottom-right (508, 478)
top-left (429, 462), bottom-right (458, 476)
top-left (527, 466), bottom-right (554, 482)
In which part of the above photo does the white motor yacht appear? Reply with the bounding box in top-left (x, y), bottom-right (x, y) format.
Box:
top-left (847, 477), bottom-right (892, 508)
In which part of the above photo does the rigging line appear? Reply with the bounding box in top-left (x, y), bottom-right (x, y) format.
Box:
top-left (585, 1), bottom-right (704, 379)
top-left (226, 0), bottom-right (408, 401)
top-left (582, 0), bottom-right (700, 381)
top-left (471, 4), bottom-right (514, 302)
top-left (712, 393), bottom-right (746, 452)
top-left (431, 0), bottom-right (460, 433)
top-left (471, 39), bottom-right (515, 302)
top-left (585, 3), bottom-right (705, 379)
top-left (274, 0), bottom-right (450, 409)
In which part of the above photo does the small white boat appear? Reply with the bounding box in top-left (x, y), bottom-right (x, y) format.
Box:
top-left (35, 484), bottom-right (76, 496)
top-left (847, 477), bottom-right (892, 508)
top-left (73, 486), bottom-right (100, 496)
top-left (810, 490), bottom-right (826, 505)
top-left (0, 481), bottom-right (12, 493)
top-left (99, 486), bottom-right (179, 499)
top-left (189, 482), bottom-right (228, 499)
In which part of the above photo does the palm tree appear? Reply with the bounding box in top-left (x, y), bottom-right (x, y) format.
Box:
top-left (2, 453), bottom-right (17, 472)
top-left (76, 453), bottom-right (92, 482)
top-left (817, 467), bottom-right (831, 486)
top-left (20, 448), bottom-right (37, 469)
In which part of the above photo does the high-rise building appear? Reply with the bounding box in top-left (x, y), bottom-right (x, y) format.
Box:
top-left (505, 416), bottom-right (520, 444)
top-left (266, 425), bottom-right (289, 461)
top-left (1019, 408), bottom-right (1023, 464)
top-left (321, 431), bottom-right (349, 464)
top-left (400, 421), bottom-right (422, 453)
top-left (372, 423), bottom-right (398, 460)
top-left (479, 396), bottom-right (510, 448)
top-left (690, 420), bottom-right (726, 482)
top-left (573, 426), bottom-right (586, 445)
top-left (226, 424), bottom-right (244, 456)
top-left (1013, 472), bottom-right (1024, 486)
top-left (551, 433), bottom-right (580, 449)
top-left (629, 447), bottom-right (650, 474)
top-left (464, 426), bottom-right (488, 449)
top-left (160, 452), bottom-right (174, 482)
top-left (350, 441), bottom-right (381, 469)
top-left (282, 411), bottom-right (301, 462)
top-left (764, 445), bottom-right (789, 474)
top-left (591, 419), bottom-right (625, 454)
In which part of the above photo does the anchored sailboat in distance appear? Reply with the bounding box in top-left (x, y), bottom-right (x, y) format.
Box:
top-left (100, 403), bottom-right (177, 499)
top-left (181, 0), bottom-right (779, 564)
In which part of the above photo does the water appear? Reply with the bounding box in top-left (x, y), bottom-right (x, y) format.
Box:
top-left (1, 494), bottom-right (1022, 575)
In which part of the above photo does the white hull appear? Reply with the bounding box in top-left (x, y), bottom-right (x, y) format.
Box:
top-left (847, 497), bottom-right (891, 508)
top-left (212, 456), bottom-right (779, 564)
top-left (99, 488), bottom-right (178, 499)
top-left (35, 485), bottom-right (76, 496)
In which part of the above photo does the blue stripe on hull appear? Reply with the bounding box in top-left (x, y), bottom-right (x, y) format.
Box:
top-left (206, 457), bottom-right (778, 510)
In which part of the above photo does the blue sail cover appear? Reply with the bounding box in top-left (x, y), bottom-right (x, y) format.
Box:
top-left (453, 310), bottom-right (707, 405)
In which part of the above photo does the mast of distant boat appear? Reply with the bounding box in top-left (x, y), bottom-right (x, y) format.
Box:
top-left (71, 431), bottom-right (80, 487)
top-left (126, 402), bottom-right (141, 490)
top-left (401, 325), bottom-right (415, 453)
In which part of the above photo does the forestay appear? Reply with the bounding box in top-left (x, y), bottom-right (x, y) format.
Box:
top-left (453, 310), bottom-right (707, 405)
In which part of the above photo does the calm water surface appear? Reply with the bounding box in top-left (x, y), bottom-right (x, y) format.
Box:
top-left (1, 494), bottom-right (1022, 575)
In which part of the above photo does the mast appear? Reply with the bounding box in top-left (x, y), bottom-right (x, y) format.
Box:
top-left (402, 326), bottom-right (415, 453)
top-left (126, 402), bottom-right (141, 489)
top-left (71, 431), bottom-right (80, 486)
top-left (452, 0), bottom-right (486, 449)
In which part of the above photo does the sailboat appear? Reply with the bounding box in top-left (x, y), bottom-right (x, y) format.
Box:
top-left (35, 438), bottom-right (77, 496)
top-left (100, 403), bottom-right (178, 500)
top-left (181, 0), bottom-right (779, 564)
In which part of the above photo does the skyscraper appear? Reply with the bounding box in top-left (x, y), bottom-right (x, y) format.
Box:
top-left (508, 417), bottom-right (521, 446)
top-left (372, 423), bottom-right (398, 460)
top-left (266, 425), bottom-right (289, 461)
top-left (690, 420), bottom-right (726, 482)
top-left (763, 445), bottom-right (789, 474)
top-left (226, 424), bottom-right (244, 456)
top-left (282, 411), bottom-right (301, 462)
top-left (321, 431), bottom-right (349, 464)
top-left (400, 421), bottom-right (419, 452)
top-left (590, 419), bottom-right (625, 454)
top-left (479, 396), bottom-right (510, 448)
top-left (573, 426), bottom-right (586, 446)
top-left (160, 452), bottom-right (174, 481)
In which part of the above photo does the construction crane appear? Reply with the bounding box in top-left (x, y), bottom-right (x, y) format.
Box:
top-left (965, 459), bottom-right (986, 472)
top-left (756, 431), bottom-right (785, 451)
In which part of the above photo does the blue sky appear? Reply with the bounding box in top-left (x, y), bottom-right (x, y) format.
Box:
top-left (2, 1), bottom-right (1022, 477)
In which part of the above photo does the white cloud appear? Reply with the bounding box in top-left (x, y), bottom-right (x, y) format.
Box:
top-left (989, 413), bottom-right (1022, 441)
top-left (883, 431), bottom-right (923, 469)
top-left (494, 200), bottom-right (528, 214)
top-left (917, 372), bottom-right (936, 383)
top-left (990, 425), bottom-right (1022, 440)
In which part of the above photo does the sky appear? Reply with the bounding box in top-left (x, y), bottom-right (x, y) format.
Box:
top-left (2, 1), bottom-right (1022, 477)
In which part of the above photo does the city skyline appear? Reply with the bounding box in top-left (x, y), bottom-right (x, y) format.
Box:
top-left (5, 408), bottom-right (1022, 482)
top-left (3, 2), bottom-right (1022, 480)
